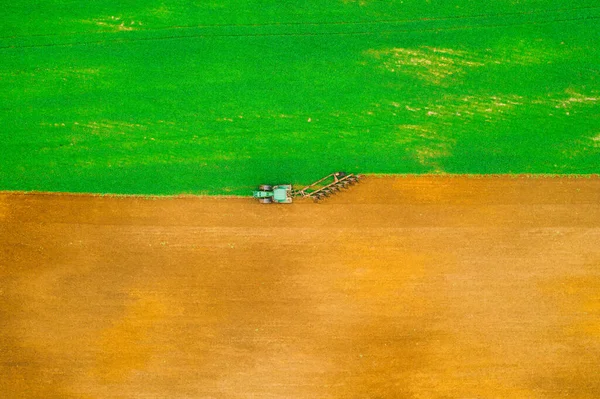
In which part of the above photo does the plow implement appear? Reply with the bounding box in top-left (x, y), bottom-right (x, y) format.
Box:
top-left (293, 172), bottom-right (361, 202)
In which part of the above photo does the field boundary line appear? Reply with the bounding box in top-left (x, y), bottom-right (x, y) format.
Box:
top-left (0, 174), bottom-right (598, 198)
top-left (0, 191), bottom-right (247, 199)
top-left (366, 173), bottom-right (600, 178)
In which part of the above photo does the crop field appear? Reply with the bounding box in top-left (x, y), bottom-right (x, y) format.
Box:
top-left (1, 176), bottom-right (600, 398)
top-left (1, 1), bottom-right (599, 194)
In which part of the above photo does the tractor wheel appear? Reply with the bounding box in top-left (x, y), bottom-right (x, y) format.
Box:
top-left (259, 184), bottom-right (272, 191)
top-left (259, 197), bottom-right (272, 204)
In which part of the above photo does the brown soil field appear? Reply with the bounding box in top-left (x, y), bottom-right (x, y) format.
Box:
top-left (1, 176), bottom-right (600, 399)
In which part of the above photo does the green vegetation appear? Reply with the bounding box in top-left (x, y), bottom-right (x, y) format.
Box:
top-left (1, 1), bottom-right (599, 194)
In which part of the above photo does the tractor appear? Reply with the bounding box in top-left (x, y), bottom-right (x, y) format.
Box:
top-left (252, 184), bottom-right (293, 204)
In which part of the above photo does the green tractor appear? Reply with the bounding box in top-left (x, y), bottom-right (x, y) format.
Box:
top-left (252, 184), bottom-right (293, 204)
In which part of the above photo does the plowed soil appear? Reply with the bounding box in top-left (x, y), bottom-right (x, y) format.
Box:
top-left (1, 176), bottom-right (600, 399)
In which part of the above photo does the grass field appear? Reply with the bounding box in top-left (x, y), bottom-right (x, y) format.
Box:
top-left (1, 1), bottom-right (599, 194)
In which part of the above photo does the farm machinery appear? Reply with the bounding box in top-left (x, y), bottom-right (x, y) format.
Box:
top-left (252, 172), bottom-right (361, 204)
top-left (252, 184), bottom-right (293, 204)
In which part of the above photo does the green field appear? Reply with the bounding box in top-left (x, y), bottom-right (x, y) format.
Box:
top-left (1, 1), bottom-right (599, 194)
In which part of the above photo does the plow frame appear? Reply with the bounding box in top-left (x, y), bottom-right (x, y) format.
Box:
top-left (293, 172), bottom-right (360, 201)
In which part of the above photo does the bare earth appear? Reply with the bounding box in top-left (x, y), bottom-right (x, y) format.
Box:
top-left (1, 176), bottom-right (599, 399)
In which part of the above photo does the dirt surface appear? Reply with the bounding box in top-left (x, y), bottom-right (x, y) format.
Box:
top-left (1, 176), bottom-right (600, 399)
